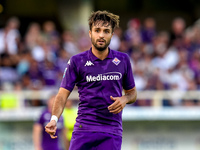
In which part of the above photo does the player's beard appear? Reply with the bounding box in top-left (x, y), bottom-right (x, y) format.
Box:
top-left (91, 37), bottom-right (111, 51)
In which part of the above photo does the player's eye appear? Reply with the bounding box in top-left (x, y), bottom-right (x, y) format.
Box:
top-left (95, 29), bottom-right (100, 32)
top-left (104, 30), bottom-right (110, 34)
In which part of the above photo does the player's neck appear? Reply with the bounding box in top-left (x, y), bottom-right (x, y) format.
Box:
top-left (91, 46), bottom-right (109, 60)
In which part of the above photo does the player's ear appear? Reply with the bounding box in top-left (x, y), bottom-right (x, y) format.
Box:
top-left (89, 30), bottom-right (91, 38)
top-left (111, 32), bottom-right (114, 37)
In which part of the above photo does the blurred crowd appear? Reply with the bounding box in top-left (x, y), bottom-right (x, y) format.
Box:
top-left (0, 16), bottom-right (200, 106)
top-left (0, 17), bottom-right (91, 91)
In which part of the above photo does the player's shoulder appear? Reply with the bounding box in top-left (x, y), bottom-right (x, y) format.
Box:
top-left (70, 50), bottom-right (89, 61)
top-left (68, 50), bottom-right (89, 67)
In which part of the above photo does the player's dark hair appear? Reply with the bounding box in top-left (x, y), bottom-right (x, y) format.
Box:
top-left (88, 10), bottom-right (120, 33)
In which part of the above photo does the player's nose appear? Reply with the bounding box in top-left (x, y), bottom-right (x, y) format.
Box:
top-left (99, 31), bottom-right (104, 38)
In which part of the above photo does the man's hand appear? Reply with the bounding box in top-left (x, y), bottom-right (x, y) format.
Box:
top-left (45, 120), bottom-right (58, 139)
top-left (108, 96), bottom-right (128, 114)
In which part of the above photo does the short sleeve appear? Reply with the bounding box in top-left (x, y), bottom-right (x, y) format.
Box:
top-left (60, 57), bottom-right (78, 91)
top-left (123, 54), bottom-right (135, 90)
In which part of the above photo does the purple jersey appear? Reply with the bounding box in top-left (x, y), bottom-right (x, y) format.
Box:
top-left (60, 48), bottom-right (135, 137)
top-left (36, 109), bottom-right (64, 150)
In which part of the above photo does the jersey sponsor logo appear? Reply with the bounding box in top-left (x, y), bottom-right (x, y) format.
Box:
top-left (86, 72), bottom-right (122, 82)
top-left (112, 57), bottom-right (121, 65)
top-left (84, 61), bottom-right (94, 66)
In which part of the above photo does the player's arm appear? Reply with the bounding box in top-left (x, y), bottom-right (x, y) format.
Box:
top-left (32, 123), bottom-right (43, 150)
top-left (45, 87), bottom-right (71, 139)
top-left (52, 87), bottom-right (71, 119)
top-left (108, 87), bottom-right (137, 114)
top-left (124, 86), bottom-right (137, 104)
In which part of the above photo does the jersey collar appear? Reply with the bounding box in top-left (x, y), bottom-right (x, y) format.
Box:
top-left (88, 47), bottom-right (114, 61)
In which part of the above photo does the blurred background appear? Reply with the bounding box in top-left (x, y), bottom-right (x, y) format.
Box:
top-left (0, 0), bottom-right (200, 150)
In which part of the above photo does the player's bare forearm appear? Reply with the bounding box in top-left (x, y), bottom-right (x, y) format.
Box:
top-left (45, 88), bottom-right (71, 139)
top-left (124, 87), bottom-right (137, 104)
top-left (52, 87), bottom-right (71, 118)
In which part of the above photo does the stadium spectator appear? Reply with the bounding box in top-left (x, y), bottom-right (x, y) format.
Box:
top-left (56, 49), bottom-right (70, 73)
top-left (76, 27), bottom-right (91, 52)
top-left (124, 18), bottom-right (142, 52)
top-left (16, 50), bottom-right (32, 77)
top-left (31, 39), bottom-right (46, 62)
top-left (39, 59), bottom-right (60, 89)
top-left (24, 59), bottom-right (44, 90)
top-left (109, 27), bottom-right (123, 51)
top-left (0, 53), bottom-right (19, 85)
top-left (0, 16), bottom-right (21, 55)
top-left (169, 17), bottom-right (186, 48)
top-left (24, 22), bottom-right (43, 51)
top-left (42, 20), bottom-right (60, 44)
top-left (62, 30), bottom-right (79, 57)
top-left (141, 17), bottom-right (157, 44)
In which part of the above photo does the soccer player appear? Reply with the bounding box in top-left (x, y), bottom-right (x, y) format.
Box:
top-left (33, 94), bottom-right (67, 150)
top-left (45, 10), bottom-right (137, 150)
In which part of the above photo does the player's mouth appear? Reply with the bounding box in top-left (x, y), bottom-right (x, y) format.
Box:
top-left (97, 39), bottom-right (105, 44)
